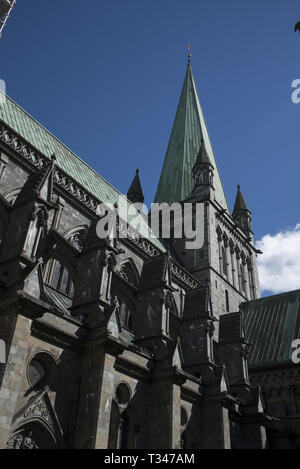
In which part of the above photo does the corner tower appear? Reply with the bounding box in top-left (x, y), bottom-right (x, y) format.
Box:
top-left (155, 60), bottom-right (260, 315)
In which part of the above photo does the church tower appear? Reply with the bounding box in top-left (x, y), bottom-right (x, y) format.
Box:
top-left (154, 60), bottom-right (261, 316)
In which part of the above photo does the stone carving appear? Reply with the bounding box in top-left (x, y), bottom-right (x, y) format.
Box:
top-left (22, 395), bottom-right (55, 431)
top-left (0, 123), bottom-right (210, 289)
top-left (69, 233), bottom-right (83, 252)
top-left (7, 431), bottom-right (39, 449)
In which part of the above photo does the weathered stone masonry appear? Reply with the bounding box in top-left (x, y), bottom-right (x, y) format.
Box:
top-left (0, 62), bottom-right (298, 449)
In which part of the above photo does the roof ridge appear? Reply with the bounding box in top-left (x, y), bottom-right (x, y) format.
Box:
top-left (0, 91), bottom-right (130, 201)
top-left (243, 288), bottom-right (300, 304)
top-left (181, 64), bottom-right (190, 200)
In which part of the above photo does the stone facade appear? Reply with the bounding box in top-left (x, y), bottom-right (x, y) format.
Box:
top-left (0, 63), bottom-right (298, 450)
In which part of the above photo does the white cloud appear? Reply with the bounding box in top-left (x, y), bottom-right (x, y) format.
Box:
top-left (256, 224), bottom-right (300, 294)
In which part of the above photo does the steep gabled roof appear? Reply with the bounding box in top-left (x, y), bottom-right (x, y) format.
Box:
top-left (0, 92), bottom-right (164, 251)
top-left (241, 290), bottom-right (300, 369)
top-left (154, 64), bottom-right (229, 210)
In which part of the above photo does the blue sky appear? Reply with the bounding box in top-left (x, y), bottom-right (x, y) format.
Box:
top-left (1, 0), bottom-right (300, 294)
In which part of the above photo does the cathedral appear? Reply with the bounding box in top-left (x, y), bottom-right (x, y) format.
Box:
top-left (0, 57), bottom-right (299, 450)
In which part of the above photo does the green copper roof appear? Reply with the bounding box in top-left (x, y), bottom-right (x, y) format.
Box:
top-left (0, 92), bottom-right (164, 252)
top-left (241, 290), bottom-right (300, 369)
top-left (154, 64), bottom-right (229, 211)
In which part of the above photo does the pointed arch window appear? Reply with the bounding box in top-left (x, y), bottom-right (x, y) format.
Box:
top-left (119, 302), bottom-right (133, 330)
top-left (222, 246), bottom-right (227, 277)
top-left (108, 384), bottom-right (134, 449)
top-left (225, 290), bottom-right (229, 312)
top-left (44, 259), bottom-right (74, 298)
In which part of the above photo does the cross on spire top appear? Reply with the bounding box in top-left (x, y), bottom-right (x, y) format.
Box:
top-left (187, 42), bottom-right (192, 64)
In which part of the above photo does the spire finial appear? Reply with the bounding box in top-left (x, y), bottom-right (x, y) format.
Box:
top-left (237, 184), bottom-right (240, 190)
top-left (187, 42), bottom-right (192, 64)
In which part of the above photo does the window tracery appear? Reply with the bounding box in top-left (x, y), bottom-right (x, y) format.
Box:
top-left (43, 258), bottom-right (74, 298)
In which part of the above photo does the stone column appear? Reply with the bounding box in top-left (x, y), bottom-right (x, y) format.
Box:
top-left (224, 238), bottom-right (231, 284)
top-left (230, 243), bottom-right (238, 288)
top-left (73, 346), bottom-right (119, 449)
top-left (198, 396), bottom-right (231, 449)
top-left (236, 251), bottom-right (242, 293)
top-left (217, 232), bottom-right (223, 274)
top-left (242, 258), bottom-right (250, 300)
top-left (148, 378), bottom-right (181, 449)
top-left (52, 196), bottom-right (65, 231)
top-left (247, 261), bottom-right (256, 300)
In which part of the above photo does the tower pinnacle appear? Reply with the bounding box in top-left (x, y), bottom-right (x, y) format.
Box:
top-left (232, 185), bottom-right (253, 242)
top-left (127, 169), bottom-right (144, 204)
top-left (191, 137), bottom-right (215, 200)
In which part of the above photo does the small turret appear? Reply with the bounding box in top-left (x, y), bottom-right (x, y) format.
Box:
top-left (127, 169), bottom-right (144, 204)
top-left (232, 185), bottom-right (253, 242)
top-left (191, 137), bottom-right (214, 200)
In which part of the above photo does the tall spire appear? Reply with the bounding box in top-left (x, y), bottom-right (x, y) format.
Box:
top-left (127, 169), bottom-right (144, 204)
top-left (154, 63), bottom-right (229, 211)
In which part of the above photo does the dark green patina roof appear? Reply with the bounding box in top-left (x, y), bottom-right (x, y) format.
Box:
top-left (0, 92), bottom-right (164, 251)
top-left (43, 285), bottom-right (73, 316)
top-left (119, 327), bottom-right (135, 346)
top-left (154, 64), bottom-right (229, 211)
top-left (241, 290), bottom-right (300, 369)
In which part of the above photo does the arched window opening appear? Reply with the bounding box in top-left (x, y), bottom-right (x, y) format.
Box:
top-left (115, 259), bottom-right (139, 289)
top-left (43, 259), bottom-right (74, 298)
top-left (116, 383), bottom-right (131, 406)
top-left (120, 302), bottom-right (132, 330)
top-left (225, 290), bottom-right (229, 312)
top-left (111, 292), bottom-right (134, 332)
top-left (64, 225), bottom-right (88, 253)
top-left (29, 360), bottom-right (46, 388)
top-left (2, 187), bottom-right (21, 205)
top-left (222, 247), bottom-right (227, 277)
top-left (108, 384), bottom-right (133, 449)
top-left (27, 352), bottom-right (58, 391)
